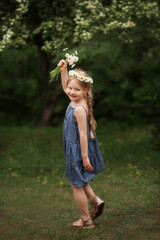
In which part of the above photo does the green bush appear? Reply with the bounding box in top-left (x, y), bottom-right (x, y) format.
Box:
top-left (0, 46), bottom-right (45, 126)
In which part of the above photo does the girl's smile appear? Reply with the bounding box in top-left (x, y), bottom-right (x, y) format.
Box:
top-left (66, 79), bottom-right (86, 103)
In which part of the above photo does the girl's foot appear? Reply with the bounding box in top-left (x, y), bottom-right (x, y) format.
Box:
top-left (73, 218), bottom-right (83, 227)
top-left (73, 217), bottom-right (95, 228)
top-left (90, 196), bottom-right (105, 220)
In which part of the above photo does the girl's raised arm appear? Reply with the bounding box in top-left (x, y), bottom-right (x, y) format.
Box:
top-left (57, 60), bottom-right (68, 92)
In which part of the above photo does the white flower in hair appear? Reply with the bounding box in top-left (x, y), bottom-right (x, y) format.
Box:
top-left (77, 74), bottom-right (84, 81)
top-left (68, 70), bottom-right (93, 84)
top-left (88, 77), bottom-right (93, 84)
top-left (73, 71), bottom-right (77, 76)
top-left (76, 74), bottom-right (81, 80)
top-left (69, 70), bottom-right (76, 77)
top-left (84, 77), bottom-right (90, 82)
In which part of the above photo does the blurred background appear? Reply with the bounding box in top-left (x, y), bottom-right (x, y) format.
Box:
top-left (1, 2), bottom-right (160, 238)
top-left (0, 0), bottom-right (160, 149)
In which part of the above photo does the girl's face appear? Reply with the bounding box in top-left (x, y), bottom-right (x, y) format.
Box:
top-left (66, 79), bottom-right (86, 103)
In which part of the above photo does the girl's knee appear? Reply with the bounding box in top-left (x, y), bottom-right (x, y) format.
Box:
top-left (70, 184), bottom-right (82, 190)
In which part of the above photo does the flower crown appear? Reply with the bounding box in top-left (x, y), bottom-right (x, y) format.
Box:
top-left (69, 70), bottom-right (93, 84)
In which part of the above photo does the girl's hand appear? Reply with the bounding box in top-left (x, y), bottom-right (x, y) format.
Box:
top-left (57, 59), bottom-right (67, 72)
top-left (83, 157), bottom-right (94, 172)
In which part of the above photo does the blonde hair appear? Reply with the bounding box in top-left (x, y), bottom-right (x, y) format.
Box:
top-left (67, 68), bottom-right (97, 139)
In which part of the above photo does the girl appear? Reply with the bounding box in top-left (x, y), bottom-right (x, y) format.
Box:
top-left (58, 59), bottom-right (105, 228)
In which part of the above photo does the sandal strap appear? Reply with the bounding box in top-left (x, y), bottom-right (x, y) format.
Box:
top-left (81, 217), bottom-right (93, 227)
top-left (90, 196), bottom-right (102, 207)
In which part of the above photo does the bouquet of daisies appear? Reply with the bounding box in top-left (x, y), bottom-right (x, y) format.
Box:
top-left (49, 48), bottom-right (78, 83)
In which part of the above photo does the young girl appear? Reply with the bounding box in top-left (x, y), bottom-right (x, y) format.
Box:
top-left (58, 59), bottom-right (105, 228)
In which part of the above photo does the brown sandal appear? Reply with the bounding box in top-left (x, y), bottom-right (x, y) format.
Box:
top-left (90, 196), bottom-right (105, 220)
top-left (73, 217), bottom-right (95, 228)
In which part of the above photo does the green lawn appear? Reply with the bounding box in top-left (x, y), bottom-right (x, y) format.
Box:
top-left (0, 124), bottom-right (160, 240)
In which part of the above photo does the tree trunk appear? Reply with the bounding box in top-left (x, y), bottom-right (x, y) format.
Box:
top-left (37, 46), bottom-right (50, 76)
top-left (38, 92), bottom-right (59, 126)
top-left (37, 46), bottom-right (59, 126)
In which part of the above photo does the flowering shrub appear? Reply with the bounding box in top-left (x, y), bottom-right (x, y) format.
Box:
top-left (0, 0), bottom-right (159, 52)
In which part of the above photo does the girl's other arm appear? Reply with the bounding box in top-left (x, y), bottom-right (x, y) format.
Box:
top-left (74, 107), bottom-right (94, 172)
top-left (57, 59), bottom-right (68, 92)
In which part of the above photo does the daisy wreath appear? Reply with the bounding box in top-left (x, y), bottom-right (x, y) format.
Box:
top-left (69, 70), bottom-right (93, 84)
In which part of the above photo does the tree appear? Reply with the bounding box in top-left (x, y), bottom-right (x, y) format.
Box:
top-left (0, 0), bottom-right (160, 129)
top-left (0, 0), bottom-right (77, 125)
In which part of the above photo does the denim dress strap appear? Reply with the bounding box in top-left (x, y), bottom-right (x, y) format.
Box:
top-left (74, 105), bottom-right (88, 117)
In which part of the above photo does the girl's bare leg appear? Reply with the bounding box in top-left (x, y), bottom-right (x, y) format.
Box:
top-left (70, 184), bottom-right (90, 225)
top-left (84, 183), bottom-right (105, 220)
top-left (83, 183), bottom-right (97, 215)
top-left (83, 183), bottom-right (96, 203)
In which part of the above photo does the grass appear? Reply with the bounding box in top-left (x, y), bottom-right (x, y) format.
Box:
top-left (0, 123), bottom-right (160, 240)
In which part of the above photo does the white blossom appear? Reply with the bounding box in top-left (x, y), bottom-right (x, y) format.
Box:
top-left (65, 53), bottom-right (69, 58)
top-left (69, 70), bottom-right (93, 84)
top-left (63, 48), bottom-right (68, 51)
top-left (71, 64), bottom-right (76, 68)
top-left (69, 70), bottom-right (75, 76)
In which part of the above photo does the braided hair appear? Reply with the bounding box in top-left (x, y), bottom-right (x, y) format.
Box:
top-left (85, 89), bottom-right (96, 139)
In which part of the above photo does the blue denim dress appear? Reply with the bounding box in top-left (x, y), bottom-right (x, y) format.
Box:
top-left (63, 102), bottom-right (105, 187)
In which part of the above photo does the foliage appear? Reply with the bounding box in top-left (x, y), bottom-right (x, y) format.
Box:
top-left (132, 43), bottom-right (160, 150)
top-left (0, 46), bottom-right (44, 126)
top-left (0, 0), bottom-right (76, 53)
top-left (74, 0), bottom-right (160, 43)
top-left (0, 34), bottom-right (160, 130)
top-left (0, 0), bottom-right (159, 52)
top-left (74, 33), bottom-right (160, 126)
top-left (0, 0), bottom-right (160, 148)
top-left (0, 41), bottom-right (154, 127)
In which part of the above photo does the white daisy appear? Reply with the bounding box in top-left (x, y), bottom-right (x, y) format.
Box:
top-left (73, 72), bottom-right (77, 77)
top-left (73, 56), bottom-right (78, 62)
top-left (90, 78), bottom-right (93, 84)
top-left (65, 53), bottom-right (69, 58)
top-left (67, 55), bottom-right (73, 61)
top-left (77, 74), bottom-right (82, 80)
top-left (79, 75), bottom-right (85, 81)
top-left (69, 70), bottom-right (75, 76)
top-left (84, 77), bottom-right (90, 82)
top-left (68, 59), bottom-right (74, 66)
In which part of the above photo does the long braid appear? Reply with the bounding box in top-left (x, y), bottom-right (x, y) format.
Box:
top-left (86, 90), bottom-right (97, 139)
